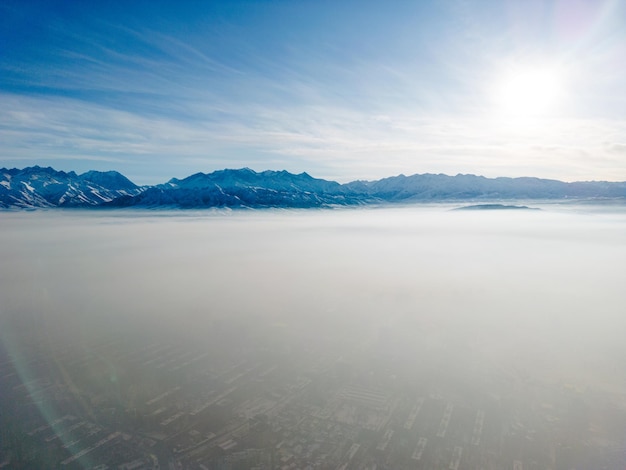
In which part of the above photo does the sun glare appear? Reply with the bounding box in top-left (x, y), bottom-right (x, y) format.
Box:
top-left (493, 65), bottom-right (563, 118)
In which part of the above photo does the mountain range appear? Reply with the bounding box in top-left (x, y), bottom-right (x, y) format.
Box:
top-left (2, 166), bottom-right (625, 209)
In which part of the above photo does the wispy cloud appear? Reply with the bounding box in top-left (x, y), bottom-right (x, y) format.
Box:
top-left (3, 90), bottom-right (626, 184)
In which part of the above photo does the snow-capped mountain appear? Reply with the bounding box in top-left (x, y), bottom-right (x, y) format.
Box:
top-left (344, 173), bottom-right (626, 201)
top-left (163, 168), bottom-right (343, 193)
top-left (108, 168), bottom-right (367, 208)
top-left (1, 166), bottom-right (625, 209)
top-left (0, 166), bottom-right (142, 209)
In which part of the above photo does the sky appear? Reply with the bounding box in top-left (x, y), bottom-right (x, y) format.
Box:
top-left (1, 0), bottom-right (625, 185)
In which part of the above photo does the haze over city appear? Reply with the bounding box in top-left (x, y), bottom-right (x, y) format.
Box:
top-left (2, 207), bottom-right (626, 468)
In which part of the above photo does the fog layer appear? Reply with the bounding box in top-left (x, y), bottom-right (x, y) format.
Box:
top-left (1, 206), bottom-right (625, 390)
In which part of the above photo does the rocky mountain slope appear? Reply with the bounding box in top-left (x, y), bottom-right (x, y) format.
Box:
top-left (0, 166), bottom-right (141, 209)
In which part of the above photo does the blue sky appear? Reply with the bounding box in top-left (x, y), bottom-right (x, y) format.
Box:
top-left (1, 0), bottom-right (625, 184)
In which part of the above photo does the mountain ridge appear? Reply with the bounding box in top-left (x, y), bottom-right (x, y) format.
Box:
top-left (0, 166), bottom-right (142, 209)
top-left (2, 166), bottom-right (625, 209)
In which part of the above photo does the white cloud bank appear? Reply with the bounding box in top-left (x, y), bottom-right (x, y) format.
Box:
top-left (1, 206), bottom-right (625, 389)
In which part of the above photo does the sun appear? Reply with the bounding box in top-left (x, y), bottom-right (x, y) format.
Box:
top-left (493, 65), bottom-right (563, 118)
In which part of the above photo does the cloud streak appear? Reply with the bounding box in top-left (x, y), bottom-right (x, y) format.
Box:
top-left (2, 91), bottom-right (626, 184)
